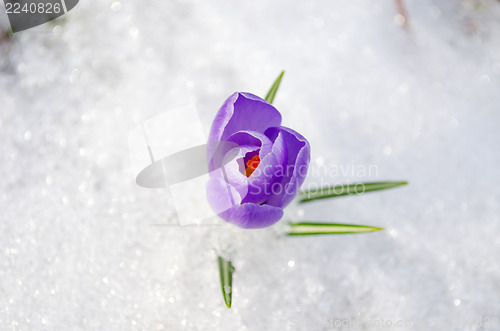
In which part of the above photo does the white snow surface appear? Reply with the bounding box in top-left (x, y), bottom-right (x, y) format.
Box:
top-left (1, 0), bottom-right (500, 330)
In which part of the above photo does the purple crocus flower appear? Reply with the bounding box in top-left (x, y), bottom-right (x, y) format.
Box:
top-left (207, 92), bottom-right (310, 229)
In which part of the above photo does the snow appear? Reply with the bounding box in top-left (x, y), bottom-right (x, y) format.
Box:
top-left (1, 0), bottom-right (500, 330)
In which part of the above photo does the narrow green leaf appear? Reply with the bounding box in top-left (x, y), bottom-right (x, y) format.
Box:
top-left (298, 181), bottom-right (408, 203)
top-left (217, 256), bottom-right (234, 309)
top-left (265, 71), bottom-right (285, 104)
top-left (288, 222), bottom-right (384, 236)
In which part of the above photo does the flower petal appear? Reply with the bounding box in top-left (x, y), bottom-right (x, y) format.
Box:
top-left (264, 126), bottom-right (311, 208)
top-left (210, 130), bottom-right (275, 199)
top-left (218, 203), bottom-right (284, 229)
top-left (227, 130), bottom-right (274, 159)
top-left (208, 92), bottom-right (282, 145)
top-left (206, 177), bottom-right (243, 215)
top-left (241, 131), bottom-right (288, 205)
top-left (216, 145), bottom-right (253, 198)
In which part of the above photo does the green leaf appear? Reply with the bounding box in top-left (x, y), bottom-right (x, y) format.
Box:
top-left (265, 71), bottom-right (285, 104)
top-left (298, 181), bottom-right (408, 203)
top-left (217, 256), bottom-right (234, 309)
top-left (288, 222), bottom-right (384, 236)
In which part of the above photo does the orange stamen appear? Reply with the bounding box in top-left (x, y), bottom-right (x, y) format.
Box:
top-left (245, 155), bottom-right (260, 177)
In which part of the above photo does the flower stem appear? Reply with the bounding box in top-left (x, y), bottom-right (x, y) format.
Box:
top-left (265, 71), bottom-right (285, 104)
top-left (288, 222), bottom-right (384, 236)
top-left (217, 256), bottom-right (234, 309)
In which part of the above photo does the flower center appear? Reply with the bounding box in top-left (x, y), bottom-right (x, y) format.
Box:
top-left (245, 155), bottom-right (260, 177)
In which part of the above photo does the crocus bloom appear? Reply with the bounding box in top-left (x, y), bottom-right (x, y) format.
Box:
top-left (207, 92), bottom-right (310, 229)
